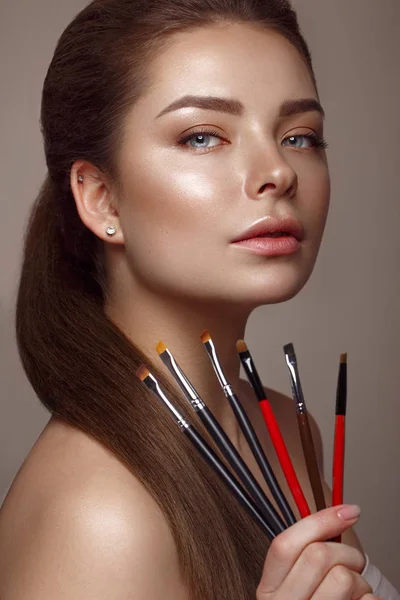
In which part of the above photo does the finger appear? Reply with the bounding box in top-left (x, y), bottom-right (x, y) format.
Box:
top-left (311, 567), bottom-right (372, 599)
top-left (258, 505), bottom-right (361, 593)
top-left (266, 542), bottom-right (365, 599)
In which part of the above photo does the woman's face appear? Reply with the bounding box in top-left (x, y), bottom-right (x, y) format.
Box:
top-left (114, 23), bottom-right (330, 308)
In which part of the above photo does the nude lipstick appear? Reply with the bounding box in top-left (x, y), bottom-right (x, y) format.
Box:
top-left (231, 216), bottom-right (303, 257)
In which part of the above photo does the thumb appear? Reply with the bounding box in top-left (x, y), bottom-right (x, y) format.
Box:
top-left (259, 505), bottom-right (361, 593)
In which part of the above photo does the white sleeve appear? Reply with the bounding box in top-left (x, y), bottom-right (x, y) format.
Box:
top-left (361, 554), bottom-right (400, 599)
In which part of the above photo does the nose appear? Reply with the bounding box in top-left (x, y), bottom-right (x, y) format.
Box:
top-left (243, 144), bottom-right (298, 201)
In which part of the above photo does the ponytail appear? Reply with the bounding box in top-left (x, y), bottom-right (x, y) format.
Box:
top-left (16, 174), bottom-right (268, 599)
top-left (16, 1), bottom-right (316, 595)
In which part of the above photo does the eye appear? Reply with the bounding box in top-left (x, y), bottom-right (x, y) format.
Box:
top-left (177, 128), bottom-right (225, 151)
top-left (282, 132), bottom-right (328, 150)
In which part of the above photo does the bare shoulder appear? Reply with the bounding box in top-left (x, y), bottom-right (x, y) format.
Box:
top-left (0, 417), bottom-right (188, 599)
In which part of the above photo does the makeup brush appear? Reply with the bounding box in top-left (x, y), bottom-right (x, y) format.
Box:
top-left (283, 343), bottom-right (326, 512)
top-left (200, 330), bottom-right (291, 531)
top-left (332, 352), bottom-right (347, 542)
top-left (156, 341), bottom-right (287, 535)
top-left (136, 364), bottom-right (276, 541)
top-left (237, 339), bottom-right (310, 519)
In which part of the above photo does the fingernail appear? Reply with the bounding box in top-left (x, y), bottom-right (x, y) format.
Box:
top-left (337, 505), bottom-right (361, 521)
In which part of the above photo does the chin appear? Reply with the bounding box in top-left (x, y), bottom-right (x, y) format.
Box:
top-left (253, 286), bottom-right (305, 308)
top-left (230, 266), bottom-right (314, 309)
top-left (260, 284), bottom-right (304, 305)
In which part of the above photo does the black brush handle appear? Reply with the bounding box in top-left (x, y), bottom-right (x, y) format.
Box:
top-left (336, 362), bottom-right (347, 415)
top-left (200, 406), bottom-right (286, 535)
top-left (239, 351), bottom-right (265, 402)
top-left (228, 392), bottom-right (296, 529)
top-left (183, 425), bottom-right (276, 541)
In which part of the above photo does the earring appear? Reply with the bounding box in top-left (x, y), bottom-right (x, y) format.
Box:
top-left (106, 225), bottom-right (117, 237)
top-left (77, 175), bottom-right (83, 183)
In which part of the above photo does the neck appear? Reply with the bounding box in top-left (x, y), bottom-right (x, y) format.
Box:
top-left (105, 287), bottom-right (253, 448)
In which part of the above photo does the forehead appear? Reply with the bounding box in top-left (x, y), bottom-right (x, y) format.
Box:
top-left (141, 23), bottom-right (316, 113)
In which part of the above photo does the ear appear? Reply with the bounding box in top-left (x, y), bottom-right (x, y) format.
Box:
top-left (70, 160), bottom-right (124, 245)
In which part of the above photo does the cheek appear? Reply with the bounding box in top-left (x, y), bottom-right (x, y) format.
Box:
top-left (116, 150), bottom-right (232, 281)
top-left (298, 160), bottom-right (330, 236)
top-left (119, 150), bottom-right (228, 237)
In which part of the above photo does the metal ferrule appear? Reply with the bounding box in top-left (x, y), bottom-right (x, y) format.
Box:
top-left (190, 397), bottom-right (206, 411)
top-left (296, 400), bottom-right (306, 414)
top-left (149, 372), bottom-right (188, 424)
top-left (285, 354), bottom-right (306, 413)
top-left (166, 349), bottom-right (198, 401)
top-left (241, 355), bottom-right (265, 400)
top-left (242, 355), bottom-right (252, 371)
top-left (223, 384), bottom-right (235, 398)
top-left (177, 418), bottom-right (190, 431)
top-left (165, 349), bottom-right (205, 411)
top-left (205, 340), bottom-right (228, 388)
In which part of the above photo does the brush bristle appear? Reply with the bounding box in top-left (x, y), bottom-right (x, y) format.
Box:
top-left (283, 342), bottom-right (295, 355)
top-left (156, 341), bottom-right (167, 355)
top-left (200, 330), bottom-right (211, 344)
top-left (236, 339), bottom-right (248, 353)
top-left (137, 364), bottom-right (150, 381)
top-left (340, 352), bottom-right (347, 364)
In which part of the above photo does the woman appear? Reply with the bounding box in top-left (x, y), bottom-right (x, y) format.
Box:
top-left (0, 0), bottom-right (397, 598)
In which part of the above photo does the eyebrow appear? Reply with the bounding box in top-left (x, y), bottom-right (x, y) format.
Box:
top-left (155, 95), bottom-right (325, 119)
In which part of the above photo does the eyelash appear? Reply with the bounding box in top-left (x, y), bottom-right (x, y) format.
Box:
top-left (177, 128), bottom-right (329, 150)
top-left (177, 128), bottom-right (223, 147)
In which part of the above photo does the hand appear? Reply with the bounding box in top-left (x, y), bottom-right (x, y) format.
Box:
top-left (256, 505), bottom-right (378, 600)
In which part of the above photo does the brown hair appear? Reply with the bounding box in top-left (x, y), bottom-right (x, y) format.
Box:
top-left (16, 1), bottom-right (316, 598)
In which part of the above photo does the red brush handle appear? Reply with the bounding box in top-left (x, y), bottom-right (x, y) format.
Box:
top-left (260, 399), bottom-right (311, 518)
top-left (332, 416), bottom-right (345, 505)
top-left (332, 415), bottom-right (345, 542)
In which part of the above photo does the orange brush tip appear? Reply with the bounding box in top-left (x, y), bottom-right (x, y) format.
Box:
top-left (137, 364), bottom-right (150, 381)
top-left (156, 341), bottom-right (167, 355)
top-left (340, 353), bottom-right (347, 363)
top-left (236, 339), bottom-right (248, 354)
top-left (200, 330), bottom-right (211, 344)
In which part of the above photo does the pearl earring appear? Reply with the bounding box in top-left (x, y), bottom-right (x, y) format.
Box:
top-left (106, 225), bottom-right (117, 237)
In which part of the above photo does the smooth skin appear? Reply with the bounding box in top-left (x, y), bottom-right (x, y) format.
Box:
top-left (0, 22), bottom-right (378, 599)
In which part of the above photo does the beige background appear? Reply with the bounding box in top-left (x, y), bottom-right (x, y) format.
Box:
top-left (1, 0), bottom-right (399, 588)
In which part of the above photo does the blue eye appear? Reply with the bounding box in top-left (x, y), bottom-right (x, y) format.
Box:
top-left (177, 130), bottom-right (328, 151)
top-left (282, 133), bottom-right (328, 149)
top-left (178, 129), bottom-right (223, 149)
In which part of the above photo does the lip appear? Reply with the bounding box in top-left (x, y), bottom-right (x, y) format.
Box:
top-left (231, 215), bottom-right (304, 243)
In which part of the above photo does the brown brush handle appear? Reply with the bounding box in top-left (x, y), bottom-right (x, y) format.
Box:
top-left (297, 413), bottom-right (326, 511)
